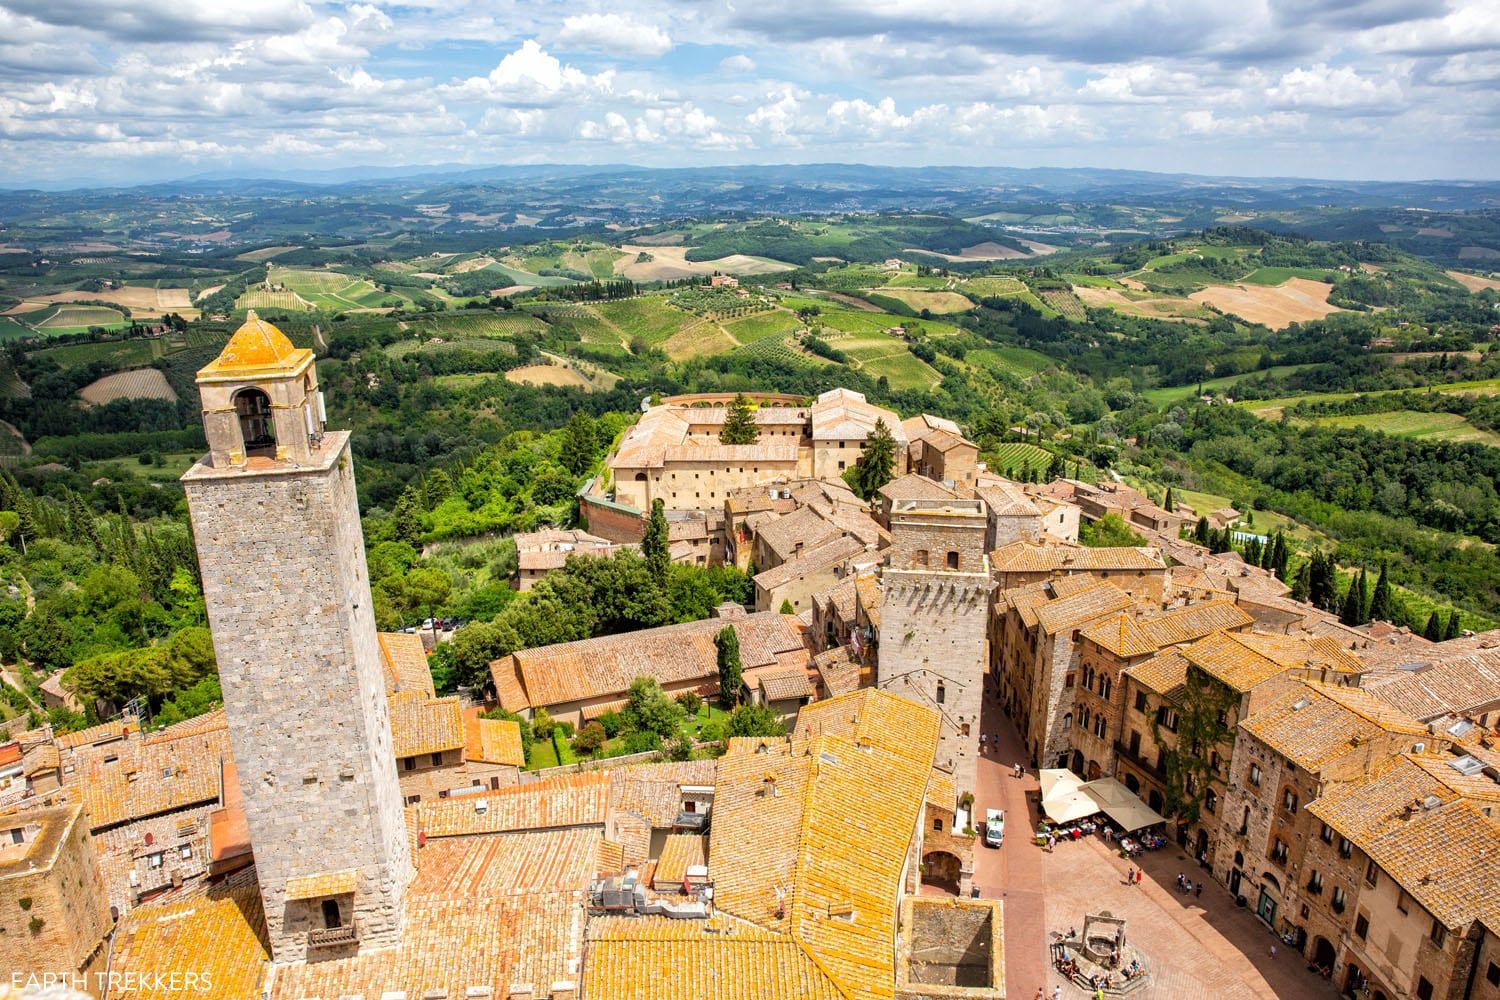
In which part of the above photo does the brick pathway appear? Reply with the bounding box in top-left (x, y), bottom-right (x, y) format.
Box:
top-left (969, 682), bottom-right (1341, 999)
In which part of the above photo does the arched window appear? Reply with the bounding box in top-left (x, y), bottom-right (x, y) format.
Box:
top-left (946, 551), bottom-right (959, 570)
top-left (234, 388), bottom-right (275, 456)
top-left (635, 472), bottom-right (647, 481)
top-left (936, 682), bottom-right (946, 705)
top-left (1100, 677), bottom-right (1113, 700)
top-left (1205, 789), bottom-right (1218, 814)
top-left (1084, 666), bottom-right (1094, 690)
top-left (1061, 712), bottom-right (1072, 730)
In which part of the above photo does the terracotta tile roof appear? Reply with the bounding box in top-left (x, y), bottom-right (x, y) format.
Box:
top-left (854, 574), bottom-right (881, 628)
top-left (23, 742), bottom-right (59, 776)
top-left (989, 540), bottom-right (1165, 574)
top-left (610, 760), bottom-right (717, 828)
top-left (901, 413), bottom-right (963, 442)
top-left (1362, 648), bottom-right (1500, 722)
top-left (270, 894), bottom-right (585, 1000)
top-left (378, 631), bottom-right (435, 697)
top-left (820, 577), bottom-right (859, 620)
top-left (925, 770), bottom-right (957, 812)
top-left (415, 771), bottom-right (609, 839)
top-left (284, 868), bottom-right (358, 900)
top-left (585, 914), bottom-right (844, 1000)
top-left (654, 833), bottom-right (707, 886)
top-left (754, 535), bottom-right (866, 592)
top-left (1126, 648), bottom-right (1190, 701)
top-left (1306, 755), bottom-right (1500, 930)
top-left (1182, 631), bottom-right (1364, 693)
top-left (463, 707), bottom-right (525, 767)
top-left (1241, 682), bottom-right (1428, 772)
top-left (809, 388), bottom-right (905, 443)
top-left (709, 689), bottom-right (942, 1000)
top-left (107, 871), bottom-right (269, 1000)
top-left (495, 612), bottom-right (808, 713)
top-left (879, 473), bottom-right (959, 502)
top-left (920, 427), bottom-right (973, 452)
top-left (409, 827), bottom-right (600, 900)
top-left (56, 718), bottom-right (133, 750)
top-left (80, 726), bottom-right (230, 830)
top-left (975, 481), bottom-right (1038, 517)
top-left (1034, 582), bottom-right (1134, 635)
top-left (755, 505), bottom-right (841, 562)
top-left (387, 692), bottom-right (465, 758)
top-left (757, 669), bottom-right (814, 702)
top-left (813, 646), bottom-right (865, 698)
top-left (144, 708), bottom-right (228, 743)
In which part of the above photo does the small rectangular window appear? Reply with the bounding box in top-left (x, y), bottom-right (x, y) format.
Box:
top-left (430, 753), bottom-right (442, 767)
top-left (1364, 860), bottom-right (1378, 888)
top-left (148, 852), bottom-right (163, 869)
top-left (403, 757), bottom-right (416, 772)
top-left (1417, 978), bottom-right (1434, 1000)
top-left (1431, 921), bottom-right (1447, 948)
top-left (1354, 913), bottom-right (1369, 940)
top-left (180, 845), bottom-right (193, 860)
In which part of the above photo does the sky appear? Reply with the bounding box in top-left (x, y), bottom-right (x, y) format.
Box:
top-left (0, 0), bottom-right (1496, 186)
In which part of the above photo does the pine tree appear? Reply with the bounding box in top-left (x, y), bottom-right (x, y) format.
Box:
top-left (1445, 611), bottom-right (1463, 641)
top-left (1368, 562), bottom-right (1392, 623)
top-left (1423, 611), bottom-right (1443, 641)
top-left (642, 498), bottom-right (670, 586)
top-left (779, 599), bottom-right (794, 615)
top-left (1308, 551), bottom-right (1336, 611)
top-left (719, 393), bottom-right (759, 445)
top-left (1163, 487), bottom-right (1175, 512)
top-left (1194, 517), bottom-right (1210, 546)
top-left (715, 625), bottom-right (744, 707)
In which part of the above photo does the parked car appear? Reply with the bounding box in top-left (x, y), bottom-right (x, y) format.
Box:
top-left (985, 808), bottom-right (1005, 848)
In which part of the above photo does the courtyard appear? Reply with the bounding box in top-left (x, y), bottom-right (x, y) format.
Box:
top-left (968, 689), bottom-right (1343, 999)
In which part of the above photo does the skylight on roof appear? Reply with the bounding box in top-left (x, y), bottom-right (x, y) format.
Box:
top-left (1448, 755), bottom-right (1485, 776)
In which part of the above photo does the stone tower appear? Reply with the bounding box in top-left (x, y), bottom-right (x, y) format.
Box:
top-left (182, 312), bottom-right (412, 962)
top-left (877, 497), bottom-right (994, 795)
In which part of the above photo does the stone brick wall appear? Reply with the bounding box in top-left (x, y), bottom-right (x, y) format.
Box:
top-left (0, 808), bottom-right (111, 978)
top-left (394, 749), bottom-right (468, 803)
top-left (879, 545), bottom-right (993, 796)
top-left (184, 433), bottom-right (412, 962)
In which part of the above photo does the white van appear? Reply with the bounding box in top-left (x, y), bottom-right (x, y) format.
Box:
top-left (984, 808), bottom-right (1005, 848)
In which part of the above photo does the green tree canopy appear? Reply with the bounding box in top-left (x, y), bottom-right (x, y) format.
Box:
top-left (843, 418), bottom-right (897, 501)
top-left (719, 393), bottom-right (760, 445)
top-left (725, 703), bottom-right (786, 738)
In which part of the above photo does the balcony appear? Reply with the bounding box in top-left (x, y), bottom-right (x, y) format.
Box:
top-left (307, 923), bottom-right (358, 949)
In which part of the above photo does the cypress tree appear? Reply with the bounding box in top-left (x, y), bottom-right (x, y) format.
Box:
top-left (642, 498), bottom-right (670, 586)
top-left (1423, 611), bottom-right (1443, 642)
top-left (1290, 562), bottom-right (1311, 603)
top-left (1163, 487), bottom-right (1175, 512)
top-left (715, 625), bottom-right (744, 707)
top-left (1194, 517), bottom-right (1210, 546)
top-left (1445, 611), bottom-right (1463, 641)
top-left (1339, 573), bottom-right (1365, 626)
top-left (1368, 562), bottom-right (1392, 623)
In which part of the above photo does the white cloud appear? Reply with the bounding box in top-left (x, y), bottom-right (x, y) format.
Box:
top-left (556, 13), bottom-right (672, 59)
top-left (1266, 63), bottom-right (1404, 110)
top-left (444, 40), bottom-right (613, 107)
top-left (720, 54), bottom-right (756, 74)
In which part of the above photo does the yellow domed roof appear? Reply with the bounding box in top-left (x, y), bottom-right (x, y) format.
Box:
top-left (197, 310), bottom-right (314, 381)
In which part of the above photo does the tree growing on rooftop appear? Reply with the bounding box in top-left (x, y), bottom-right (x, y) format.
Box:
top-left (720, 393), bottom-right (760, 445)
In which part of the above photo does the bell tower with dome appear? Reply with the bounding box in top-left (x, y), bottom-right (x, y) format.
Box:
top-left (182, 312), bottom-right (412, 962)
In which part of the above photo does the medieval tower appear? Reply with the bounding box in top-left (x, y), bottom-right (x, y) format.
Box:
top-left (182, 312), bottom-right (412, 962)
top-left (877, 497), bottom-right (994, 796)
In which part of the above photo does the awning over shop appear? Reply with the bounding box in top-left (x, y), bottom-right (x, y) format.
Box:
top-left (1037, 770), bottom-right (1166, 831)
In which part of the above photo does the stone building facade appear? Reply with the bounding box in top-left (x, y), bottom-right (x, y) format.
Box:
top-left (877, 498), bottom-right (993, 795)
top-left (0, 806), bottom-right (112, 982)
top-left (182, 315), bottom-right (413, 963)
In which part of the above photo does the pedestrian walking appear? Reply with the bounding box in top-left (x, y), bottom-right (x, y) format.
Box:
top-left (1134, 869), bottom-right (1143, 886)
top-left (1176, 872), bottom-right (1185, 892)
top-left (1195, 881), bottom-right (1203, 898)
top-left (1034, 989), bottom-right (1044, 1000)
top-left (1047, 834), bottom-right (1057, 852)
top-left (1269, 944), bottom-right (1278, 960)
top-left (1053, 986), bottom-right (1062, 1000)
top-left (1124, 867), bottom-right (1135, 885)
top-left (980, 733), bottom-right (988, 753)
